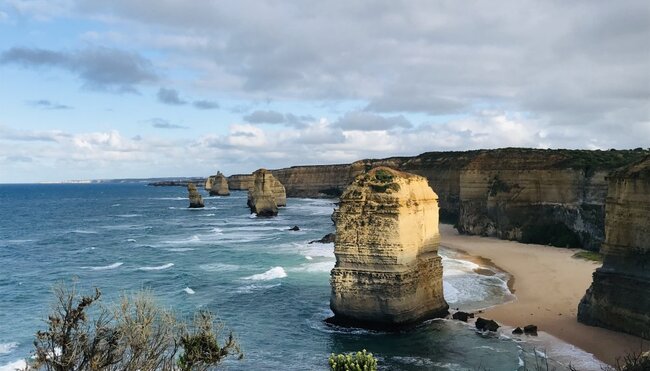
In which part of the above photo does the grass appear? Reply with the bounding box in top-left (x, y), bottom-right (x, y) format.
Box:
top-left (572, 250), bottom-right (603, 262)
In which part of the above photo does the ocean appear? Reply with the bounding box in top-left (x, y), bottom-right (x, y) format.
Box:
top-left (0, 184), bottom-right (598, 370)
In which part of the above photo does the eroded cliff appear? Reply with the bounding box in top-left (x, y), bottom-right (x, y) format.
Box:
top-left (247, 169), bottom-right (282, 216)
top-left (330, 167), bottom-right (448, 328)
top-left (208, 172), bottom-right (230, 196)
top-left (578, 156), bottom-right (650, 339)
top-left (187, 183), bottom-right (204, 208)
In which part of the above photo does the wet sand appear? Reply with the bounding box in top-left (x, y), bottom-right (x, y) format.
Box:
top-left (439, 224), bottom-right (648, 366)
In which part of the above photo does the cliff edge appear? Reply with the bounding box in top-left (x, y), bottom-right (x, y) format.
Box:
top-left (578, 156), bottom-right (650, 339)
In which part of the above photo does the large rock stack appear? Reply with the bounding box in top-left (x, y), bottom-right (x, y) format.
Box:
top-left (187, 183), bottom-right (204, 208)
top-left (207, 172), bottom-right (230, 196)
top-left (578, 156), bottom-right (650, 339)
top-left (247, 169), bottom-right (284, 216)
top-left (329, 167), bottom-right (448, 329)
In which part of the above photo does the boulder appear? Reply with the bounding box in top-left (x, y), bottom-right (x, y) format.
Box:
top-left (187, 184), bottom-right (204, 208)
top-left (475, 317), bottom-right (500, 332)
top-left (523, 324), bottom-right (538, 335)
top-left (247, 169), bottom-right (280, 216)
top-left (452, 311), bottom-right (474, 322)
top-left (289, 226), bottom-right (300, 231)
top-left (329, 167), bottom-right (449, 329)
top-left (512, 327), bottom-right (524, 335)
top-left (308, 233), bottom-right (336, 244)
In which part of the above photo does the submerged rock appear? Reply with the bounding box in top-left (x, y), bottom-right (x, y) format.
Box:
top-left (247, 169), bottom-right (280, 216)
top-left (578, 156), bottom-right (650, 339)
top-left (512, 327), bottom-right (524, 335)
top-left (208, 172), bottom-right (230, 196)
top-left (187, 183), bottom-right (204, 208)
top-left (329, 167), bottom-right (449, 329)
top-left (452, 311), bottom-right (474, 322)
top-left (289, 226), bottom-right (300, 231)
top-left (475, 317), bottom-right (500, 332)
top-left (308, 233), bottom-right (336, 244)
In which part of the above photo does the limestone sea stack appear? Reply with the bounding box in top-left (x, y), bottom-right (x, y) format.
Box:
top-left (329, 167), bottom-right (449, 329)
top-left (204, 176), bottom-right (214, 191)
top-left (247, 169), bottom-right (282, 216)
top-left (578, 156), bottom-right (650, 339)
top-left (187, 183), bottom-right (204, 208)
top-left (208, 172), bottom-right (230, 196)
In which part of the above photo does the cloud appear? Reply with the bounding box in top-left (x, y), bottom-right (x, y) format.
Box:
top-left (0, 126), bottom-right (71, 142)
top-left (192, 99), bottom-right (219, 110)
top-left (157, 87), bottom-right (187, 105)
top-left (28, 99), bottom-right (72, 110)
top-left (0, 46), bottom-right (157, 92)
top-left (333, 111), bottom-right (412, 131)
top-left (148, 118), bottom-right (188, 129)
top-left (243, 110), bottom-right (314, 127)
top-left (6, 155), bottom-right (32, 162)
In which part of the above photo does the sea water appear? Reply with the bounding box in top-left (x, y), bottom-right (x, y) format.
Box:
top-left (0, 184), bottom-right (595, 370)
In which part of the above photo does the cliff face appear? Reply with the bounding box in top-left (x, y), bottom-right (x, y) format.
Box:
top-left (208, 172), bottom-right (230, 196)
top-left (228, 174), bottom-right (254, 191)
top-left (187, 183), bottom-right (204, 208)
top-left (330, 167), bottom-right (448, 328)
top-left (249, 149), bottom-right (647, 250)
top-left (578, 156), bottom-right (650, 339)
top-left (247, 169), bottom-right (281, 216)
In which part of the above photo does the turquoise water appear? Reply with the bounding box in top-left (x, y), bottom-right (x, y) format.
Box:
top-left (0, 184), bottom-right (583, 370)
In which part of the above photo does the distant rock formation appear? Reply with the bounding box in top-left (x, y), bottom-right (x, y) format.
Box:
top-left (187, 183), bottom-right (204, 208)
top-left (247, 169), bottom-right (281, 216)
top-left (578, 156), bottom-right (650, 339)
top-left (227, 174), bottom-right (254, 191)
top-left (329, 167), bottom-right (448, 329)
top-left (207, 172), bottom-right (230, 196)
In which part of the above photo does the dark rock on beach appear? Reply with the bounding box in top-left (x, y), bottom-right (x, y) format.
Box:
top-left (524, 324), bottom-right (538, 335)
top-left (452, 311), bottom-right (474, 322)
top-left (475, 317), bottom-right (500, 332)
top-left (512, 327), bottom-right (524, 335)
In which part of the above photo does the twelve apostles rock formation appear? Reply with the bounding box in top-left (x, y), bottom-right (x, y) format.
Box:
top-left (578, 156), bottom-right (650, 339)
top-left (187, 183), bottom-right (204, 208)
top-left (329, 167), bottom-right (448, 329)
top-left (247, 169), bottom-right (285, 216)
top-left (205, 172), bottom-right (230, 196)
top-left (227, 149), bottom-right (649, 250)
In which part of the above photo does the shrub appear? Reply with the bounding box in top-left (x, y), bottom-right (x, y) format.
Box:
top-left (25, 282), bottom-right (241, 371)
top-left (329, 349), bottom-right (378, 371)
top-left (374, 169), bottom-right (394, 183)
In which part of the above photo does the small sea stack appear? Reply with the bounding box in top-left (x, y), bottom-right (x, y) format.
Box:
top-left (329, 167), bottom-right (449, 329)
top-left (207, 172), bottom-right (230, 196)
top-left (578, 156), bottom-right (650, 339)
top-left (247, 169), bottom-right (281, 216)
top-left (187, 183), bottom-right (204, 208)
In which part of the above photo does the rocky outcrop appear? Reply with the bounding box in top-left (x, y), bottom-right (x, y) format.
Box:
top-left (204, 176), bottom-right (214, 191)
top-left (229, 172), bottom-right (285, 205)
top-left (207, 172), bottom-right (230, 196)
top-left (227, 174), bottom-right (254, 191)
top-left (187, 183), bottom-right (204, 208)
top-left (329, 167), bottom-right (448, 329)
top-left (247, 169), bottom-right (282, 216)
top-left (578, 156), bottom-right (650, 339)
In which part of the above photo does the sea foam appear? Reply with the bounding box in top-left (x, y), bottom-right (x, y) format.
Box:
top-left (0, 342), bottom-right (18, 355)
top-left (183, 287), bottom-right (195, 295)
top-left (85, 262), bottom-right (123, 270)
top-left (244, 267), bottom-right (287, 280)
top-left (138, 263), bottom-right (174, 271)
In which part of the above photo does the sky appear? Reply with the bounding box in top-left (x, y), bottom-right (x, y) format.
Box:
top-left (0, 1), bottom-right (648, 183)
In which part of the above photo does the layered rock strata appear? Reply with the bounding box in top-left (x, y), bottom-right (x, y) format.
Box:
top-left (207, 172), bottom-right (230, 196)
top-left (187, 183), bottom-right (204, 208)
top-left (228, 174), bottom-right (254, 191)
top-left (329, 167), bottom-right (448, 329)
top-left (234, 149), bottom-right (648, 250)
top-left (578, 156), bottom-right (650, 339)
top-left (247, 169), bottom-right (282, 216)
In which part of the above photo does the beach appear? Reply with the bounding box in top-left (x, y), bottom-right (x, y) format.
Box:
top-left (439, 224), bottom-right (648, 366)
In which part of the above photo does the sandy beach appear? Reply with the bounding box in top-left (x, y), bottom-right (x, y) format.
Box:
top-left (439, 224), bottom-right (648, 366)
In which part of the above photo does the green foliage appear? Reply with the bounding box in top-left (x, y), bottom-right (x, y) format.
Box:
top-left (572, 250), bottom-right (603, 262)
top-left (26, 282), bottom-right (241, 371)
top-left (370, 182), bottom-right (401, 193)
top-left (373, 169), bottom-right (394, 183)
top-left (329, 349), bottom-right (378, 371)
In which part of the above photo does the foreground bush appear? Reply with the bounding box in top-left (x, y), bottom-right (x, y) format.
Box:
top-left (24, 283), bottom-right (241, 370)
top-left (329, 349), bottom-right (377, 371)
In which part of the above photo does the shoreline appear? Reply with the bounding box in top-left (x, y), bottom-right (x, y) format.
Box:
top-left (439, 224), bottom-right (648, 366)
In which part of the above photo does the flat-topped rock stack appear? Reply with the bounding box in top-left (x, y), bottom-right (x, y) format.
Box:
top-left (578, 156), bottom-right (650, 339)
top-left (329, 167), bottom-right (449, 329)
top-left (187, 183), bottom-right (204, 208)
top-left (206, 172), bottom-right (230, 196)
top-left (247, 169), bottom-right (285, 216)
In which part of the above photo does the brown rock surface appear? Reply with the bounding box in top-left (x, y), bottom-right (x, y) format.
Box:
top-left (578, 156), bottom-right (650, 339)
top-left (187, 183), bottom-right (204, 208)
top-left (208, 172), bottom-right (230, 196)
top-left (247, 169), bottom-right (281, 216)
top-left (329, 167), bottom-right (448, 328)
